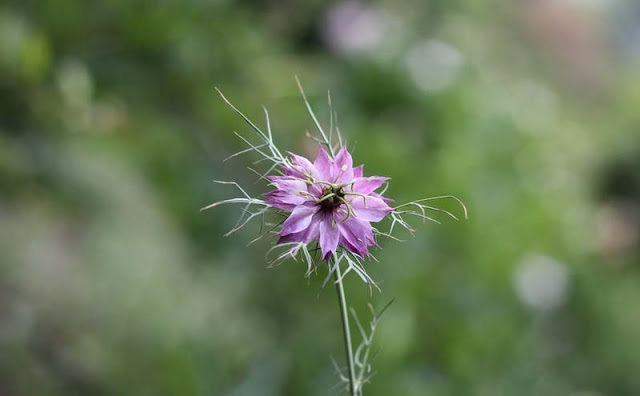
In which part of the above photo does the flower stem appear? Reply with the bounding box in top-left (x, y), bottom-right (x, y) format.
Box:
top-left (333, 258), bottom-right (357, 395)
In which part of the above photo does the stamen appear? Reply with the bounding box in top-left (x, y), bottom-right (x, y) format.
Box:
top-left (337, 196), bottom-right (354, 223)
top-left (317, 192), bottom-right (338, 203)
top-left (338, 181), bottom-right (356, 190)
top-left (343, 192), bottom-right (368, 208)
top-left (315, 180), bottom-right (337, 189)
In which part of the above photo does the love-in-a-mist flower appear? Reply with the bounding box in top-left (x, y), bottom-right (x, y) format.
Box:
top-left (205, 81), bottom-right (466, 396)
top-left (204, 82), bottom-right (466, 279)
top-left (265, 146), bottom-right (393, 260)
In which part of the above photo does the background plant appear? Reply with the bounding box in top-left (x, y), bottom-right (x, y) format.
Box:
top-left (2, 1), bottom-right (640, 395)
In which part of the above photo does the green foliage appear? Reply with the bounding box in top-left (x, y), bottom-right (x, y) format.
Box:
top-left (2, 0), bottom-right (640, 395)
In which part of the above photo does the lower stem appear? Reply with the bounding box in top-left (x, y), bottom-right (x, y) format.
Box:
top-left (333, 257), bottom-right (357, 396)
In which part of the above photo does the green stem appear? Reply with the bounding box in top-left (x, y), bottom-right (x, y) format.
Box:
top-left (333, 258), bottom-right (357, 396)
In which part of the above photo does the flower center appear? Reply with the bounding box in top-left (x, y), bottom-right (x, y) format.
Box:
top-left (320, 185), bottom-right (345, 210)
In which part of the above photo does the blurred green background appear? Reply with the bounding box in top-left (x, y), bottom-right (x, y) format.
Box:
top-left (2, 0), bottom-right (640, 395)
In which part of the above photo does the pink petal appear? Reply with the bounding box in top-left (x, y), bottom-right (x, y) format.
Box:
top-left (370, 191), bottom-right (393, 204)
top-left (351, 176), bottom-right (389, 195)
top-left (280, 205), bottom-right (316, 235)
top-left (270, 178), bottom-right (307, 193)
top-left (281, 165), bottom-right (303, 178)
top-left (319, 213), bottom-right (340, 260)
top-left (278, 212), bottom-right (322, 243)
top-left (349, 195), bottom-right (393, 222)
top-left (340, 236), bottom-right (363, 256)
top-left (333, 147), bottom-right (354, 183)
top-left (353, 165), bottom-right (363, 178)
top-left (338, 217), bottom-right (374, 256)
top-left (313, 146), bottom-right (333, 181)
top-left (265, 176), bottom-right (317, 210)
top-left (288, 152), bottom-right (320, 180)
top-left (303, 213), bottom-right (322, 241)
top-left (264, 191), bottom-right (309, 207)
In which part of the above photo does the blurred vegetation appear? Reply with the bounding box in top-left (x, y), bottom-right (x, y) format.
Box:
top-left (1, 0), bottom-right (640, 395)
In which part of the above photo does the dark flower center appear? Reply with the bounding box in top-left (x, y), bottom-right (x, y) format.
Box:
top-left (320, 185), bottom-right (345, 210)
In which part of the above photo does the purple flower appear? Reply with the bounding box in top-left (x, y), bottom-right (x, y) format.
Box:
top-left (264, 146), bottom-right (393, 260)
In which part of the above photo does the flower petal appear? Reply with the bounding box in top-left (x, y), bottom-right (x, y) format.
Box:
top-left (349, 195), bottom-right (393, 222)
top-left (280, 205), bottom-right (316, 235)
top-left (278, 211), bottom-right (322, 244)
top-left (288, 152), bottom-right (320, 180)
top-left (353, 165), bottom-right (363, 178)
top-left (333, 147), bottom-right (354, 183)
top-left (313, 146), bottom-right (333, 181)
top-left (263, 191), bottom-right (310, 210)
top-left (352, 176), bottom-right (389, 195)
top-left (340, 237), bottom-right (362, 257)
top-left (303, 212), bottom-right (322, 241)
top-left (269, 177), bottom-right (307, 193)
top-left (338, 217), bottom-right (374, 256)
top-left (319, 213), bottom-right (340, 260)
top-left (370, 191), bottom-right (393, 203)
